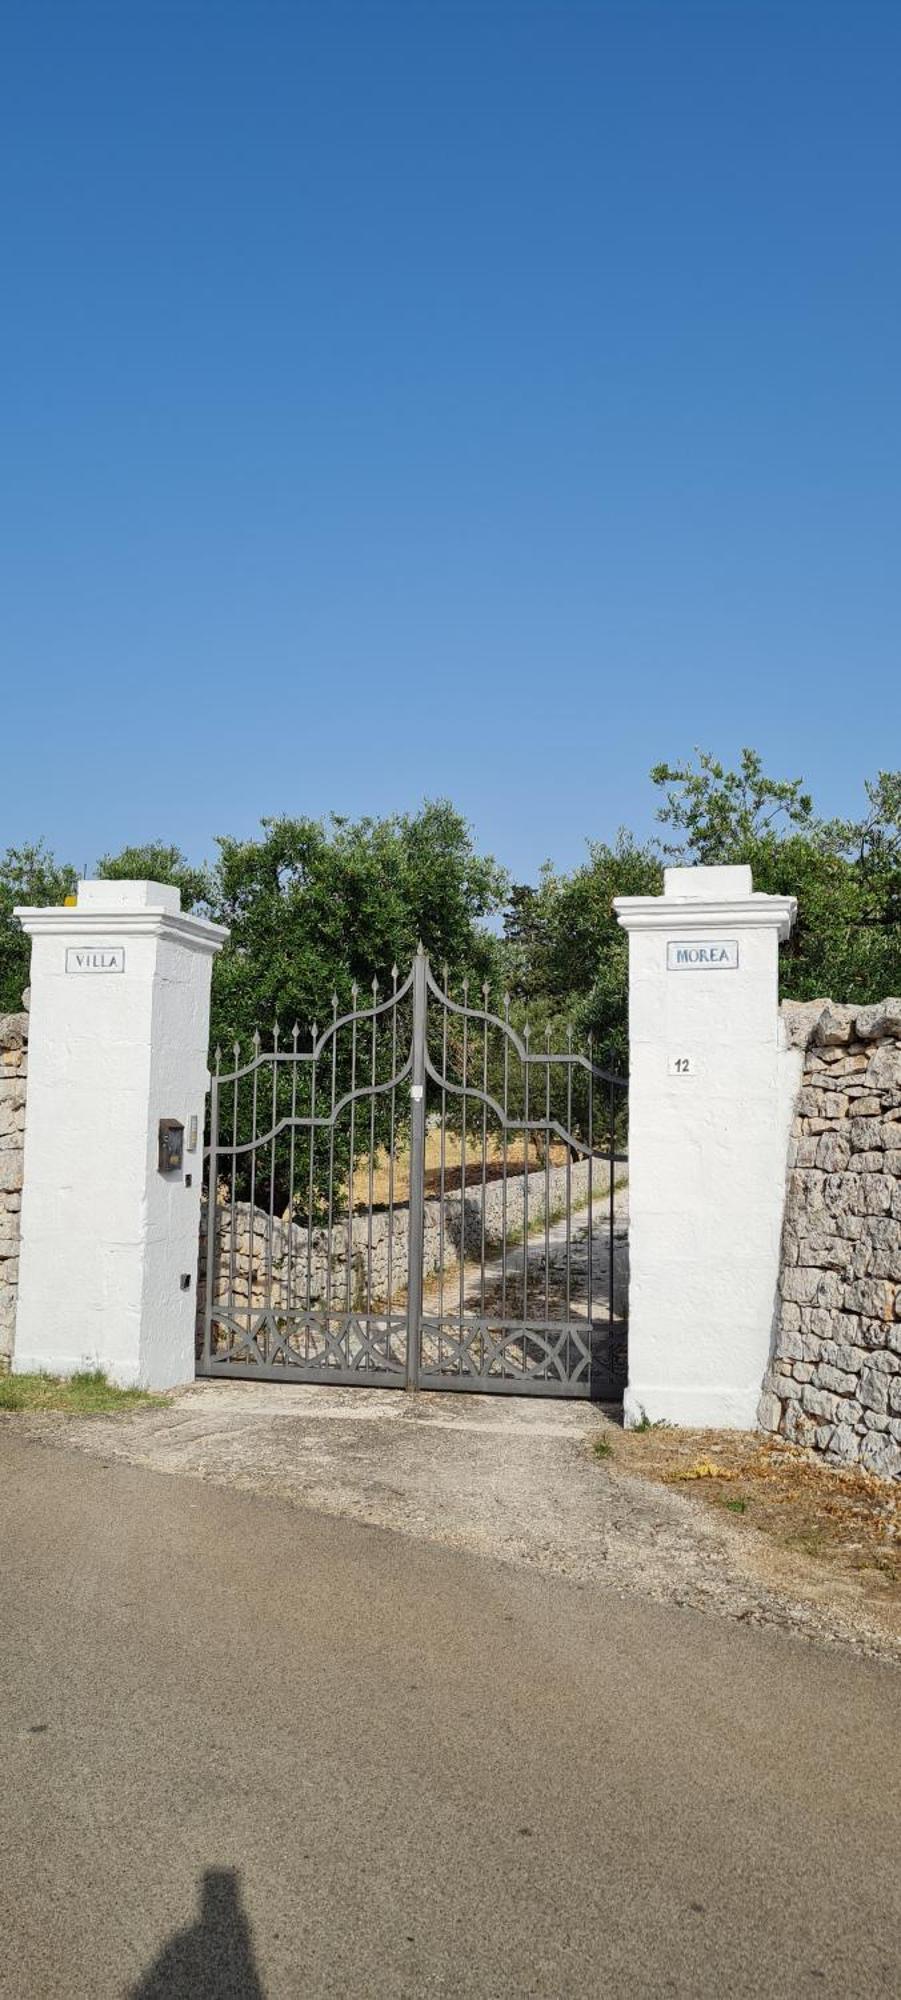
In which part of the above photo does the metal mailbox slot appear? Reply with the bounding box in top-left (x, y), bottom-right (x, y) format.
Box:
top-left (158, 1119), bottom-right (184, 1174)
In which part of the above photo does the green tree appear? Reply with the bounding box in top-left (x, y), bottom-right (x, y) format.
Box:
top-left (0, 843), bottom-right (77, 1012)
top-left (207, 802), bottom-right (505, 1052)
top-left (504, 833), bottom-right (662, 1073)
top-left (650, 749), bottom-right (901, 1004)
top-left (205, 802), bottom-right (507, 1210)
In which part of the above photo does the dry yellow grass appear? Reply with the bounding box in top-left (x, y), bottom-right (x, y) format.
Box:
top-left (607, 1425), bottom-right (901, 1619)
top-left (351, 1130), bottom-right (573, 1209)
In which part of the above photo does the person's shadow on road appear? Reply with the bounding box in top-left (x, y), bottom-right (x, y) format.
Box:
top-left (130, 1867), bottom-right (266, 1998)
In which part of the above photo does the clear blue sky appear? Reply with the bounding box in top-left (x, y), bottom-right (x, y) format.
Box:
top-left (2, 0), bottom-right (899, 884)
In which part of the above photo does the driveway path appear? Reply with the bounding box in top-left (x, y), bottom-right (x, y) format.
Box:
top-left (1, 1434), bottom-right (899, 1998)
top-left (10, 1380), bottom-right (900, 1661)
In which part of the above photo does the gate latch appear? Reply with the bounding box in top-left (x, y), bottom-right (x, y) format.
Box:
top-left (410, 1084), bottom-right (424, 1101)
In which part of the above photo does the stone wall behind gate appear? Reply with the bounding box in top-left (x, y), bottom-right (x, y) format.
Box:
top-left (0, 1000), bottom-right (28, 1370)
top-left (759, 999), bottom-right (901, 1481)
top-left (198, 1153), bottom-right (627, 1343)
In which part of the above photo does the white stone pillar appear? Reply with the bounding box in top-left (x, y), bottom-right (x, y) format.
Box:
top-left (613, 865), bottom-right (797, 1429)
top-left (13, 881), bottom-right (227, 1389)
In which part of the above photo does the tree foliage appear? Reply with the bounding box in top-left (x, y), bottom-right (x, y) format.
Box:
top-left (503, 835), bottom-right (662, 1074)
top-left (649, 747), bottom-right (815, 859)
top-left (0, 843), bottom-right (77, 1012)
top-left (207, 802), bottom-right (506, 1060)
top-left (648, 749), bottom-right (901, 1004)
top-left (1, 757), bottom-right (898, 1207)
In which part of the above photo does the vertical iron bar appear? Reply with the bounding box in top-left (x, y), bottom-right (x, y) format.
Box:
top-left (544, 1028), bottom-right (551, 1333)
top-left (501, 995), bottom-right (509, 1322)
top-left (305, 1026), bottom-right (317, 1322)
top-left (287, 1025), bottom-right (299, 1319)
top-left (387, 966), bottom-right (398, 1359)
top-left (367, 979), bottom-right (378, 1332)
top-left (608, 1078), bottom-right (616, 1351)
top-left (565, 1030), bottom-right (573, 1327)
top-left (229, 1044), bottom-right (239, 1339)
top-left (458, 980), bottom-right (469, 1346)
top-left (325, 995), bottom-right (338, 1338)
top-left (522, 1024), bottom-right (530, 1325)
top-left (438, 964), bottom-right (448, 1335)
top-left (248, 1034), bottom-right (260, 1356)
top-left (480, 982), bottom-right (489, 1320)
top-left (405, 945), bottom-right (427, 1389)
top-left (587, 1038), bottom-right (594, 1341)
top-left (203, 1060), bottom-right (219, 1371)
top-left (267, 1025), bottom-right (279, 1316)
top-left (346, 990), bottom-right (358, 1323)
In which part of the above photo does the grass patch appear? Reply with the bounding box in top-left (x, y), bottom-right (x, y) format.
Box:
top-left (0, 1369), bottom-right (167, 1414)
top-left (628, 1408), bottom-right (671, 1434)
top-left (592, 1435), bottom-right (614, 1461)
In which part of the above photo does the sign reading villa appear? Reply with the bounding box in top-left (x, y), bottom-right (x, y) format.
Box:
top-left (65, 947), bottom-right (126, 975)
top-left (666, 940), bottom-right (739, 971)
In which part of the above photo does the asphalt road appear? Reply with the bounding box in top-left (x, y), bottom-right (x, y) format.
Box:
top-left (0, 1434), bottom-right (899, 1999)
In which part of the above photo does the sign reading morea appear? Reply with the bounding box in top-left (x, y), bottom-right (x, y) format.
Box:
top-left (666, 939), bottom-right (739, 971)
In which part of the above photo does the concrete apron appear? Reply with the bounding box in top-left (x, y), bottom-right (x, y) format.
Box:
top-left (18, 1376), bottom-right (901, 1665)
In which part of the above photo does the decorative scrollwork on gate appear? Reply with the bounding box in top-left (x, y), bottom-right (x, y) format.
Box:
top-left (199, 949), bottom-right (627, 1397)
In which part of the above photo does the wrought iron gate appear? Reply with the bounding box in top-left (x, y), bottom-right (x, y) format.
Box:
top-left (198, 948), bottom-right (627, 1398)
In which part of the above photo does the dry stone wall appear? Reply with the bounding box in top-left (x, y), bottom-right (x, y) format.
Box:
top-left (198, 1154), bottom-right (625, 1340)
top-left (759, 998), bottom-right (901, 1480)
top-left (0, 1001), bottom-right (28, 1369)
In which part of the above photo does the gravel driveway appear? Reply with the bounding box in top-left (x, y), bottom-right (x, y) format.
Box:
top-left (11, 1378), bottom-right (900, 1664)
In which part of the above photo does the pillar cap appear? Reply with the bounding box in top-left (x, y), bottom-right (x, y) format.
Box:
top-left (76, 878), bottom-right (182, 913)
top-left (14, 898), bottom-right (228, 956)
top-left (614, 864), bottom-right (796, 940)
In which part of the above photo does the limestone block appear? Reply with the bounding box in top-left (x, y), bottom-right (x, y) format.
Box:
top-left (782, 1266), bottom-right (845, 1310)
top-left (781, 999), bottom-right (829, 1050)
top-left (797, 1087), bottom-right (848, 1120)
top-left (794, 1231), bottom-right (853, 1273)
top-left (815, 1362), bottom-right (857, 1397)
top-left (865, 1042), bottom-right (901, 1094)
top-left (0, 1013), bottom-right (28, 1052)
top-left (828, 1423), bottom-right (860, 1464)
top-left (758, 1389), bottom-right (782, 1432)
top-left (844, 1277), bottom-right (894, 1320)
top-left (815, 1133), bottom-right (850, 1172)
top-left (822, 1171), bottom-right (860, 1214)
top-left (859, 1366), bottom-right (889, 1415)
top-left (783, 1403), bottom-right (818, 1447)
top-left (859, 1432), bottom-right (901, 1480)
top-left (855, 1000), bottom-right (901, 1041)
top-left (0, 1155), bottom-right (23, 1194)
top-left (849, 1117), bottom-right (885, 1152)
top-left (832, 1342), bottom-right (870, 1376)
top-left (800, 1384), bottom-right (842, 1423)
top-left (814, 1004), bottom-right (856, 1047)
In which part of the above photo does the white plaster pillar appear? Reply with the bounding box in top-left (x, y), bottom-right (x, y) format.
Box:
top-left (613, 865), bottom-right (797, 1428)
top-left (13, 881), bottom-right (227, 1389)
